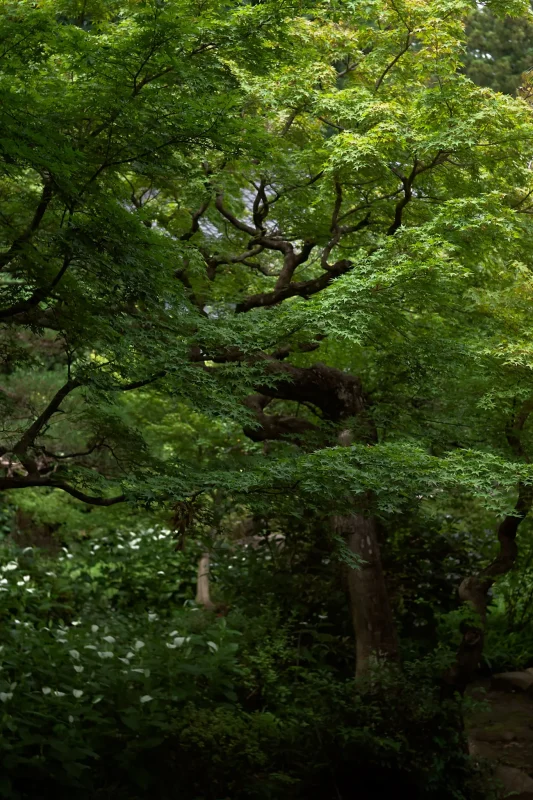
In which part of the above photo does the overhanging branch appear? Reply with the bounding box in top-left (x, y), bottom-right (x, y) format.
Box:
top-left (0, 476), bottom-right (125, 506)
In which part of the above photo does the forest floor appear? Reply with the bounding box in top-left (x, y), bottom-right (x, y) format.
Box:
top-left (467, 679), bottom-right (533, 783)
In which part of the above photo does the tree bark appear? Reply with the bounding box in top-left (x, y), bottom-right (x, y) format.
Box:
top-left (442, 400), bottom-right (533, 697)
top-left (242, 374), bottom-right (533, 688)
top-left (196, 552), bottom-right (215, 611)
top-left (334, 511), bottom-right (399, 676)
top-left (241, 367), bottom-right (399, 678)
top-left (442, 482), bottom-right (533, 697)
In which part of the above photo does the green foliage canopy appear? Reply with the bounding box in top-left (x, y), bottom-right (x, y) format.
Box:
top-left (2, 0), bottom-right (533, 526)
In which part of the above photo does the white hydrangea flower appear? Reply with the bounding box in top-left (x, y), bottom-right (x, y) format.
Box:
top-left (74, 666), bottom-right (84, 673)
top-left (42, 687), bottom-right (52, 695)
top-left (0, 692), bottom-right (12, 702)
top-left (91, 625), bottom-right (99, 633)
top-left (98, 651), bottom-right (113, 659)
top-left (102, 636), bottom-right (115, 644)
top-left (140, 695), bottom-right (153, 703)
top-left (72, 689), bottom-right (83, 699)
top-left (69, 650), bottom-right (80, 660)
top-left (134, 640), bottom-right (145, 650)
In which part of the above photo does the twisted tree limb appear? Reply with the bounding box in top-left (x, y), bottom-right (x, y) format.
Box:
top-left (443, 398), bottom-right (533, 696)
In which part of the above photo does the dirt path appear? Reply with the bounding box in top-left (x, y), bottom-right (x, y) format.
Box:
top-left (467, 680), bottom-right (533, 777)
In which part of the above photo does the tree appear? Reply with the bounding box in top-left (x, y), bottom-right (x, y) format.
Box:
top-left (145, 0), bottom-right (533, 677)
top-left (3, 0), bottom-right (533, 682)
top-left (462, 1), bottom-right (533, 95)
top-left (0, 0), bottom-right (293, 504)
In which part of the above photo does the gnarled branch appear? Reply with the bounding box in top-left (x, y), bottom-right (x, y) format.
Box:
top-left (443, 397), bottom-right (533, 695)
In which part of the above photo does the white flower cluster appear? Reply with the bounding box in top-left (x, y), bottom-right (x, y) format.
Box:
top-left (0, 560), bottom-right (37, 594)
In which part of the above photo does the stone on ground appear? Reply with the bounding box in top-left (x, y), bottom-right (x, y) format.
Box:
top-left (494, 765), bottom-right (533, 799)
top-left (491, 672), bottom-right (533, 695)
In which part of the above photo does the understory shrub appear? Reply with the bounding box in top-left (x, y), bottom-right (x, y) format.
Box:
top-left (0, 531), bottom-right (485, 800)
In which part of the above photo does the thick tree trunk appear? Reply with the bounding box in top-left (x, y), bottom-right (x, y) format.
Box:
top-left (242, 367), bottom-right (398, 677)
top-left (334, 512), bottom-right (399, 677)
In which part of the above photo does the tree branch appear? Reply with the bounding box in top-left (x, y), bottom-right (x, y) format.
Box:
top-left (506, 395), bottom-right (533, 462)
top-left (0, 476), bottom-right (125, 506)
top-left (180, 199), bottom-right (210, 241)
top-left (116, 371), bottom-right (167, 391)
top-left (0, 254), bottom-right (72, 320)
top-left (274, 241), bottom-right (315, 291)
top-left (281, 107), bottom-right (300, 136)
top-left (242, 393), bottom-right (318, 443)
top-left (443, 396), bottom-right (533, 695)
top-left (0, 178), bottom-right (53, 270)
top-left (253, 361), bottom-right (366, 422)
top-left (43, 441), bottom-right (104, 461)
top-left (252, 178), bottom-right (269, 231)
top-left (375, 32), bottom-right (412, 93)
top-left (236, 257), bottom-right (353, 313)
top-left (214, 192), bottom-right (256, 236)
top-left (12, 379), bottom-right (81, 462)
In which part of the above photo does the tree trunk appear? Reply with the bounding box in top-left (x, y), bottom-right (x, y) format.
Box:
top-left (442, 482), bottom-right (533, 697)
top-left (241, 371), bottom-right (397, 678)
top-left (196, 552), bottom-right (216, 611)
top-left (335, 512), bottom-right (399, 677)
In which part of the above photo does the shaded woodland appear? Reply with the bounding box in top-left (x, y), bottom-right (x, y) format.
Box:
top-left (2, 1), bottom-right (533, 798)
